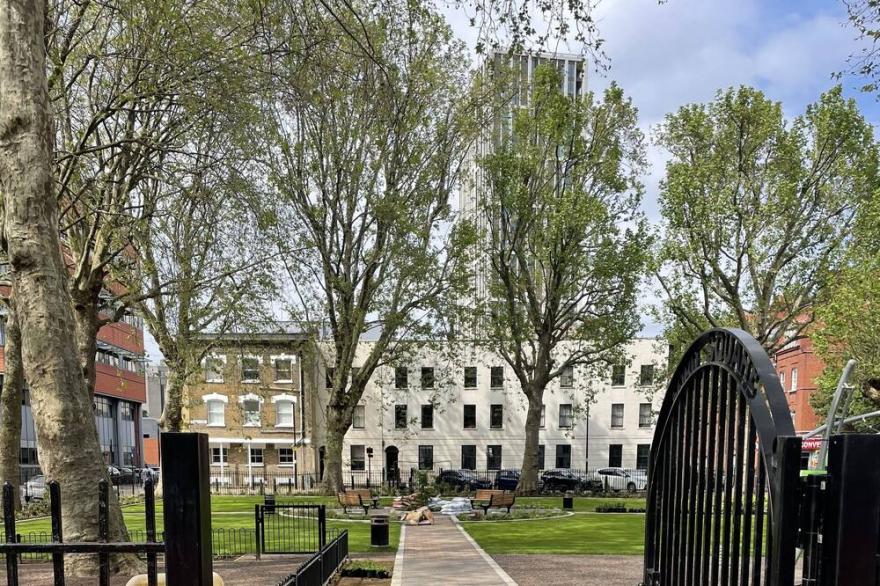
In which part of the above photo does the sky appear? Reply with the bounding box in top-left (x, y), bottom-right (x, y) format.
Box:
top-left (143, 0), bottom-right (878, 360)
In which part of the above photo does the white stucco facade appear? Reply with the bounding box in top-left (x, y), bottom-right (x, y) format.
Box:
top-left (314, 338), bottom-right (667, 479)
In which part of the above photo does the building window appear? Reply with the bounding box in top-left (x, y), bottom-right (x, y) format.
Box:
top-left (464, 366), bottom-right (477, 389)
top-left (274, 358), bottom-right (293, 382)
top-left (609, 444), bottom-right (622, 467)
top-left (211, 447), bottom-right (228, 464)
top-left (540, 404), bottom-right (545, 428)
top-left (490, 366), bottom-right (504, 389)
top-left (325, 368), bottom-right (335, 389)
top-left (421, 367), bottom-right (434, 389)
top-left (636, 444), bottom-right (650, 470)
top-left (559, 404), bottom-right (573, 428)
top-left (279, 448), bottom-right (294, 465)
top-left (204, 394), bottom-right (227, 427)
top-left (536, 445), bottom-right (545, 470)
top-left (418, 445), bottom-right (433, 470)
top-left (463, 404), bottom-right (476, 429)
top-left (791, 368), bottom-right (798, 392)
top-left (353, 405), bottom-right (365, 429)
top-left (779, 371), bottom-right (785, 388)
top-left (241, 357), bottom-right (260, 383)
top-left (461, 445), bottom-right (476, 470)
top-left (639, 403), bottom-right (653, 428)
top-left (560, 366), bottom-right (574, 388)
top-left (275, 400), bottom-right (294, 428)
top-left (351, 445), bottom-right (365, 471)
top-left (490, 404), bottom-right (504, 429)
top-left (395, 367), bottom-right (408, 389)
top-left (421, 404), bottom-right (434, 429)
top-left (611, 364), bottom-right (626, 386)
top-left (204, 357), bottom-right (224, 383)
top-left (395, 404), bottom-right (407, 429)
top-left (240, 395), bottom-right (262, 427)
top-left (487, 445), bottom-right (502, 470)
top-left (555, 444), bottom-right (571, 469)
top-left (611, 403), bottom-right (624, 429)
top-left (250, 448), bottom-right (264, 465)
top-left (640, 364), bottom-right (655, 386)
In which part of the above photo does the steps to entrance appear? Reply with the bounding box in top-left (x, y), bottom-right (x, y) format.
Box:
top-left (390, 515), bottom-right (517, 585)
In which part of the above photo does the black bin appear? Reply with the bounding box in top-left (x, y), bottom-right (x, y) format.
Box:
top-left (265, 494), bottom-right (276, 514)
top-left (371, 514), bottom-right (389, 547)
top-left (562, 492), bottom-right (573, 510)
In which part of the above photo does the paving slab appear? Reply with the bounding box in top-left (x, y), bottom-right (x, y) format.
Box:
top-left (391, 516), bottom-right (517, 585)
top-left (492, 554), bottom-right (641, 586)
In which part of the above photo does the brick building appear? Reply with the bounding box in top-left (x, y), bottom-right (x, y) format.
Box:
top-left (774, 336), bottom-right (825, 465)
top-left (183, 329), bottom-right (320, 488)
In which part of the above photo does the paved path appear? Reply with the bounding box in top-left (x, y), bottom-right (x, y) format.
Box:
top-left (391, 515), bottom-right (517, 585)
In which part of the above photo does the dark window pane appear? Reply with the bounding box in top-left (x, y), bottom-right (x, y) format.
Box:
top-left (395, 404), bottom-right (407, 429)
top-left (490, 404), bottom-right (503, 429)
top-left (418, 445), bottom-right (433, 470)
top-left (463, 404), bottom-right (476, 429)
top-left (395, 367), bottom-right (408, 389)
top-left (464, 367), bottom-right (477, 388)
top-left (421, 367), bottom-right (434, 389)
top-left (487, 445), bottom-right (502, 470)
top-left (611, 365), bottom-right (626, 386)
top-left (536, 445), bottom-right (545, 470)
top-left (640, 364), bottom-right (655, 386)
top-left (560, 366), bottom-right (574, 388)
top-left (636, 444), bottom-right (650, 470)
top-left (639, 403), bottom-right (653, 428)
top-left (490, 366), bottom-right (504, 388)
top-left (611, 403), bottom-right (624, 428)
top-left (609, 444), bottom-right (623, 467)
top-left (351, 445), bottom-right (365, 471)
top-left (461, 445), bottom-right (476, 470)
top-left (421, 404), bottom-right (434, 429)
top-left (559, 404), bottom-right (573, 428)
top-left (555, 444), bottom-right (571, 469)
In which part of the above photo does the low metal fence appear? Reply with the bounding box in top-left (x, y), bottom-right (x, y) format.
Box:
top-left (276, 529), bottom-right (348, 586)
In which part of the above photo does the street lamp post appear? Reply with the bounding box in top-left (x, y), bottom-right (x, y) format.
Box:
top-left (367, 447), bottom-right (374, 487)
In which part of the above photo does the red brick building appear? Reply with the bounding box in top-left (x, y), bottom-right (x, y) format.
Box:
top-left (774, 337), bottom-right (825, 464)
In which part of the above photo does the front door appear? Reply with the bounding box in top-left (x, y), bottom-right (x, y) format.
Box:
top-left (385, 446), bottom-right (399, 485)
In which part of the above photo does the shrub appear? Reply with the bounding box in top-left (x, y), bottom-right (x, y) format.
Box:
top-left (340, 560), bottom-right (392, 578)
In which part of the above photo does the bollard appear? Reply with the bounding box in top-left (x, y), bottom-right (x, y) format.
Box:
top-left (563, 492), bottom-right (573, 510)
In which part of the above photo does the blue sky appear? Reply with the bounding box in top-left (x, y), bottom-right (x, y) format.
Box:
top-left (143, 1), bottom-right (878, 358)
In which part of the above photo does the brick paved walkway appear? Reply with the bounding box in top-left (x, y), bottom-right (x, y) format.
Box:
top-left (390, 515), bottom-right (517, 585)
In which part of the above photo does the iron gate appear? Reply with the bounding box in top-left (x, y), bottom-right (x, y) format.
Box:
top-left (642, 328), bottom-right (802, 586)
top-left (256, 503), bottom-right (326, 554)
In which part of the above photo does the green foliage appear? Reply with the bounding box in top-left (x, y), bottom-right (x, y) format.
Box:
top-left (655, 86), bottom-right (879, 355)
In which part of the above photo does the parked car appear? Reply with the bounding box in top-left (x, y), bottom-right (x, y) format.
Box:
top-left (24, 475), bottom-right (46, 502)
top-left (436, 469), bottom-right (492, 491)
top-left (588, 467), bottom-right (648, 492)
top-left (108, 465), bottom-right (135, 485)
top-left (494, 469), bottom-right (520, 490)
top-left (541, 469), bottom-right (600, 492)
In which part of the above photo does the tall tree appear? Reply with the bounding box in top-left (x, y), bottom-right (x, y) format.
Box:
top-left (0, 0), bottom-right (137, 573)
top-left (475, 66), bottom-right (649, 493)
top-left (0, 298), bottom-right (23, 510)
top-left (262, 1), bottom-right (476, 493)
top-left (655, 86), bottom-right (878, 356)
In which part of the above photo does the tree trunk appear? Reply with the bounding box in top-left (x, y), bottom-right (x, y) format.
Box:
top-left (517, 392), bottom-right (544, 495)
top-left (71, 287), bottom-right (101, 398)
top-left (158, 368), bottom-right (186, 433)
top-left (0, 1), bottom-right (140, 575)
top-left (0, 303), bottom-right (23, 510)
top-left (322, 410), bottom-right (348, 494)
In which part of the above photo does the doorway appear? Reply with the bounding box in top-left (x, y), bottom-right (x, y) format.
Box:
top-left (385, 446), bottom-right (399, 485)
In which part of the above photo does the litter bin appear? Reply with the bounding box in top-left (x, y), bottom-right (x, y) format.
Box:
top-left (371, 514), bottom-right (389, 547)
top-left (562, 492), bottom-right (573, 510)
top-left (265, 494), bottom-right (276, 515)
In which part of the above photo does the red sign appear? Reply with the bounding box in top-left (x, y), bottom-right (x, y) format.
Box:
top-left (801, 437), bottom-right (823, 451)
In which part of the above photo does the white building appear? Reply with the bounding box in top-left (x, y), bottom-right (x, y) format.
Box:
top-left (315, 338), bottom-right (665, 480)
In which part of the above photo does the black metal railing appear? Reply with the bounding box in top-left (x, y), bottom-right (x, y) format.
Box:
top-left (255, 504), bottom-right (326, 555)
top-left (209, 469), bottom-right (322, 494)
top-left (1, 479), bottom-right (163, 586)
top-left (276, 529), bottom-right (348, 586)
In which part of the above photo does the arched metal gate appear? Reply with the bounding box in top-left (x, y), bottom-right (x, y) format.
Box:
top-left (642, 328), bottom-right (802, 586)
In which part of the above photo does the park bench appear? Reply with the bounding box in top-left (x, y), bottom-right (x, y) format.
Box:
top-left (351, 488), bottom-right (381, 509)
top-left (337, 491), bottom-right (370, 515)
top-left (470, 489), bottom-right (516, 514)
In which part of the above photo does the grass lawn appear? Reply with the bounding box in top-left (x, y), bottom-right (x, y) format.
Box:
top-left (14, 495), bottom-right (400, 554)
top-left (460, 512), bottom-right (645, 555)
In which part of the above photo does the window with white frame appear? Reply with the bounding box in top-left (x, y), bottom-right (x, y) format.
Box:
top-left (274, 357), bottom-right (294, 382)
top-left (249, 448), bottom-right (263, 465)
top-left (611, 403), bottom-right (624, 428)
top-left (790, 368), bottom-right (798, 392)
top-left (540, 404), bottom-right (545, 428)
top-left (203, 393), bottom-right (228, 426)
top-left (350, 445), bottom-right (366, 471)
top-left (639, 403), bottom-right (653, 428)
top-left (272, 394), bottom-right (296, 428)
top-left (211, 447), bottom-right (228, 464)
top-left (559, 404), bottom-right (573, 428)
top-left (560, 366), bottom-right (574, 388)
top-left (239, 394), bottom-right (262, 427)
top-left (353, 405), bottom-right (365, 429)
top-left (279, 448), bottom-right (294, 465)
top-left (241, 357), bottom-right (260, 383)
top-left (204, 356), bottom-right (225, 383)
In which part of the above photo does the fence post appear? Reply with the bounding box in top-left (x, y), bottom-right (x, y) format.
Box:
top-left (820, 434), bottom-right (880, 586)
top-left (318, 505), bottom-right (327, 549)
top-left (254, 505), bottom-right (262, 560)
top-left (769, 435), bottom-right (801, 586)
top-left (161, 432), bottom-right (213, 585)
